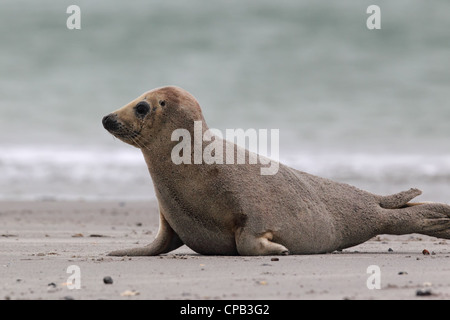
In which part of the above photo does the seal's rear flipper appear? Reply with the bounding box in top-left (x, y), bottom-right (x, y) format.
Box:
top-left (383, 202), bottom-right (450, 240)
top-left (379, 188), bottom-right (422, 209)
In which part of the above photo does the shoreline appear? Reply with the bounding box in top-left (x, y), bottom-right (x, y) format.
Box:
top-left (1, 200), bottom-right (449, 300)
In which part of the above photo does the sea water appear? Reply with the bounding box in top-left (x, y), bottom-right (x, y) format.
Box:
top-left (1, 0), bottom-right (450, 201)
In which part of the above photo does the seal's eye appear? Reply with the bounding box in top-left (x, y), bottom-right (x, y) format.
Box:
top-left (135, 101), bottom-right (150, 118)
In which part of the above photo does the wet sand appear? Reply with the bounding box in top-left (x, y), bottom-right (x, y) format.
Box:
top-left (1, 200), bottom-right (449, 300)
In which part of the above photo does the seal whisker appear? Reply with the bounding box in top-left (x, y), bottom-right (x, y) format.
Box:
top-left (129, 132), bottom-right (152, 153)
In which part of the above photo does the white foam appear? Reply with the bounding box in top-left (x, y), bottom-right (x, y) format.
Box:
top-left (1, 146), bottom-right (450, 201)
top-left (282, 152), bottom-right (450, 181)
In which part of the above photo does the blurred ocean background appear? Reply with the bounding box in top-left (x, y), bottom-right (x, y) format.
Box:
top-left (1, 0), bottom-right (450, 201)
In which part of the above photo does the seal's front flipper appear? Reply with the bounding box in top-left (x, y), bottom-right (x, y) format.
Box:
top-left (108, 209), bottom-right (183, 256)
top-left (379, 188), bottom-right (422, 209)
top-left (235, 230), bottom-right (289, 256)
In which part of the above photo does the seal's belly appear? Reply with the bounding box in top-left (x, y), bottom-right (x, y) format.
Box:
top-left (177, 225), bottom-right (238, 255)
top-left (161, 204), bottom-right (238, 255)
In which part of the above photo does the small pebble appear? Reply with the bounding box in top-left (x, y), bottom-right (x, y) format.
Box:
top-left (388, 248), bottom-right (394, 252)
top-left (71, 233), bottom-right (84, 238)
top-left (270, 258), bottom-right (279, 261)
top-left (121, 290), bottom-right (139, 297)
top-left (416, 288), bottom-right (432, 297)
top-left (47, 282), bottom-right (58, 293)
top-left (103, 276), bottom-right (113, 284)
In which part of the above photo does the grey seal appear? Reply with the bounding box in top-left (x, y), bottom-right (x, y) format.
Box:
top-left (102, 86), bottom-right (450, 256)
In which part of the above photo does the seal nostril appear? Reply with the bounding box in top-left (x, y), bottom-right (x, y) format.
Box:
top-left (102, 115), bottom-right (109, 127)
top-left (102, 114), bottom-right (119, 131)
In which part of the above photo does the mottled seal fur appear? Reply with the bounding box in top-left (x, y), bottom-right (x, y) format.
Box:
top-left (103, 86), bottom-right (450, 256)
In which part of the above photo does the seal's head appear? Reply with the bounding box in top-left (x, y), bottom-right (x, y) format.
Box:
top-left (102, 86), bottom-right (204, 149)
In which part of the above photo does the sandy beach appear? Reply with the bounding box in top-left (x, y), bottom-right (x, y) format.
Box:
top-left (0, 200), bottom-right (449, 300)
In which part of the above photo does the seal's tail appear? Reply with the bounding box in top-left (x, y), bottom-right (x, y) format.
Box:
top-left (379, 188), bottom-right (423, 209)
top-left (380, 190), bottom-right (450, 240)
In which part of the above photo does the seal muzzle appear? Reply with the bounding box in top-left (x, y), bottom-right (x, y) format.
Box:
top-left (102, 113), bottom-right (119, 132)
